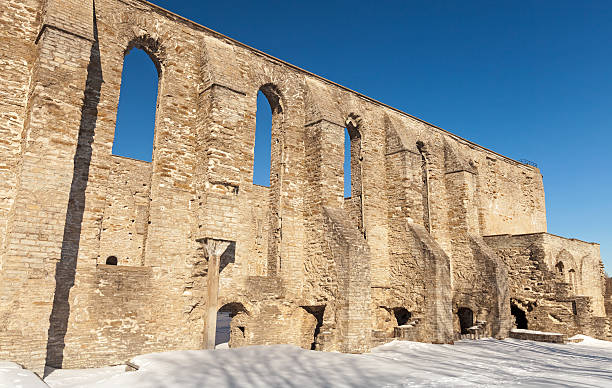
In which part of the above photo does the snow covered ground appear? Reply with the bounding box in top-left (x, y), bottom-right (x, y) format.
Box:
top-left (0, 361), bottom-right (47, 388)
top-left (2, 336), bottom-right (611, 387)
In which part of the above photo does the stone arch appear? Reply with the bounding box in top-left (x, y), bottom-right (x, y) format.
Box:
top-left (258, 83), bottom-right (284, 114)
top-left (105, 256), bottom-right (118, 265)
top-left (217, 295), bottom-right (254, 314)
top-left (110, 12), bottom-right (170, 74)
top-left (107, 14), bottom-right (172, 75)
top-left (123, 35), bottom-right (165, 77)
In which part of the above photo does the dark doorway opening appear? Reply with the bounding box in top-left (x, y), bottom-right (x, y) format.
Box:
top-left (302, 305), bottom-right (325, 350)
top-left (216, 302), bottom-right (247, 347)
top-left (457, 307), bottom-right (473, 334)
top-left (106, 256), bottom-right (118, 265)
top-left (393, 308), bottom-right (412, 326)
top-left (511, 302), bottom-right (528, 329)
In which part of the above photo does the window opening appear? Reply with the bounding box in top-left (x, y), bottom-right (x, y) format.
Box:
top-left (343, 127), bottom-right (351, 198)
top-left (112, 48), bottom-right (159, 161)
top-left (253, 90), bottom-right (273, 186)
top-left (555, 261), bottom-right (564, 274)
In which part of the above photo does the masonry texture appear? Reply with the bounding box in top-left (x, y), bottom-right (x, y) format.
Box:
top-left (0, 0), bottom-right (610, 374)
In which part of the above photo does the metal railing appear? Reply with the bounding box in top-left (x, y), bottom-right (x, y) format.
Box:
top-left (519, 159), bottom-right (538, 168)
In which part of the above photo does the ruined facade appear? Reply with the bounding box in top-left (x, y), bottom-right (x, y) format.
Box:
top-left (0, 0), bottom-right (609, 375)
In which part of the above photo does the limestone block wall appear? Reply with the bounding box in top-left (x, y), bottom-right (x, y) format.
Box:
top-left (48, 265), bottom-right (155, 369)
top-left (540, 233), bottom-right (605, 316)
top-left (0, 0), bottom-right (42, 270)
top-left (98, 156), bottom-right (151, 266)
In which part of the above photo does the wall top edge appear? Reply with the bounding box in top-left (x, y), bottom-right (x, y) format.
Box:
top-left (128, 0), bottom-right (536, 170)
top-left (483, 232), bottom-right (600, 246)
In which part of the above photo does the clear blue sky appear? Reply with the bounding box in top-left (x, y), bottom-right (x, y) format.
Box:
top-left (113, 0), bottom-right (611, 272)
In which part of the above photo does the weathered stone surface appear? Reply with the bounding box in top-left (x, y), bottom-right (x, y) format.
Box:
top-left (0, 0), bottom-right (608, 375)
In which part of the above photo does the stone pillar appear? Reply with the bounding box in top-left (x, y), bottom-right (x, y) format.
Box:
top-left (303, 118), bottom-right (345, 283)
top-left (198, 238), bottom-right (233, 349)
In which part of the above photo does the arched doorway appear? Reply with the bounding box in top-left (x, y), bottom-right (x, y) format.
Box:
top-left (457, 307), bottom-right (473, 334)
top-left (215, 302), bottom-right (247, 348)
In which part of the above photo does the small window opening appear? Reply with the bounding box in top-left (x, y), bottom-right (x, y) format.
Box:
top-left (393, 308), bottom-right (412, 326)
top-left (511, 302), bottom-right (528, 329)
top-left (555, 261), bottom-right (564, 274)
top-left (343, 114), bottom-right (362, 200)
top-left (106, 256), bottom-right (118, 265)
top-left (568, 269), bottom-right (576, 289)
top-left (253, 90), bottom-right (272, 186)
top-left (572, 301), bottom-right (577, 315)
top-left (457, 307), bottom-right (474, 334)
top-left (112, 48), bottom-right (159, 161)
top-left (343, 127), bottom-right (351, 198)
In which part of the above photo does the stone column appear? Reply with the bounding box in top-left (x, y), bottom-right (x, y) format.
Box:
top-left (197, 238), bottom-right (233, 349)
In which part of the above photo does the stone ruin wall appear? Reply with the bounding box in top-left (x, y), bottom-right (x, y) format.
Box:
top-left (605, 276), bottom-right (612, 317)
top-left (484, 233), bottom-right (611, 340)
top-left (0, 0), bottom-right (606, 374)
